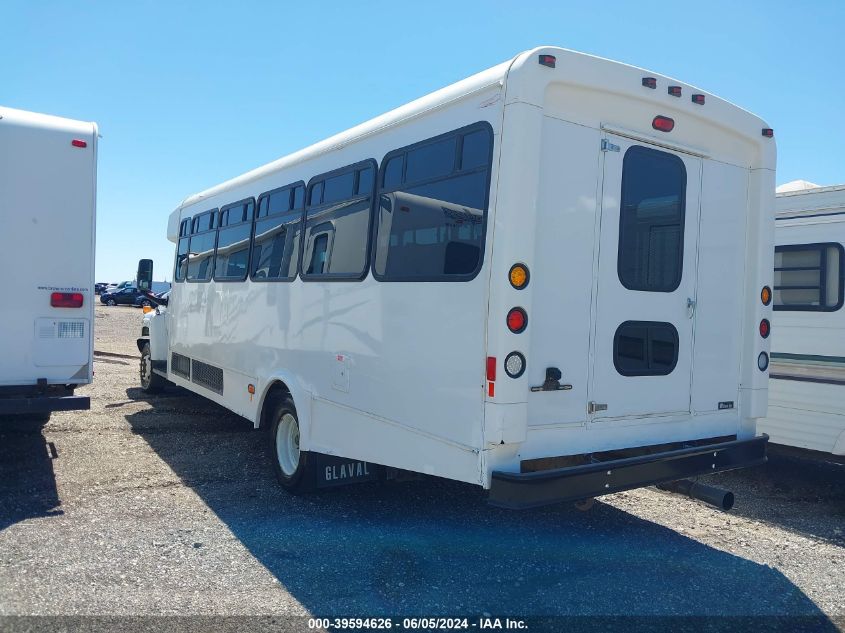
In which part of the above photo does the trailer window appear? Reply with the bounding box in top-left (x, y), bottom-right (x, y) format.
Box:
top-left (373, 123), bottom-right (493, 281)
top-left (618, 146), bottom-right (686, 292)
top-left (252, 183), bottom-right (304, 282)
top-left (214, 199), bottom-right (254, 281)
top-left (186, 209), bottom-right (217, 282)
top-left (774, 243), bottom-right (844, 311)
top-left (614, 321), bottom-right (679, 376)
top-left (302, 162), bottom-right (375, 280)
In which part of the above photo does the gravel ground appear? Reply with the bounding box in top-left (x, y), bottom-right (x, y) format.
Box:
top-left (0, 304), bottom-right (843, 629)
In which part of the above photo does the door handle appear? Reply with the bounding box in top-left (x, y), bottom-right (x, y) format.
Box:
top-left (687, 297), bottom-right (696, 318)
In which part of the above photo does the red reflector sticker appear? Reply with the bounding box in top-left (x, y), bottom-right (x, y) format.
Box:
top-left (652, 116), bottom-right (675, 132)
top-left (486, 356), bottom-right (497, 382)
top-left (71, 139), bottom-right (87, 148)
top-left (51, 292), bottom-right (84, 308)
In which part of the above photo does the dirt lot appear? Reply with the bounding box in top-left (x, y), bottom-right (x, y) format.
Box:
top-left (1, 304), bottom-right (843, 629)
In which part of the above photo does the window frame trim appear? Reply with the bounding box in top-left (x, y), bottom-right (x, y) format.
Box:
top-left (249, 181), bottom-right (306, 284)
top-left (300, 159), bottom-right (377, 282)
top-left (370, 121), bottom-right (495, 283)
top-left (773, 242), bottom-right (844, 312)
top-left (212, 197), bottom-right (255, 283)
top-left (616, 144), bottom-right (688, 294)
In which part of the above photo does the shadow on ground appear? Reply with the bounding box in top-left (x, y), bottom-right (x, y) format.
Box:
top-left (0, 416), bottom-right (62, 532)
top-left (124, 386), bottom-right (836, 627)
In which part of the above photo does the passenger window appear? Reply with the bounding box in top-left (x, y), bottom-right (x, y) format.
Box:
top-left (175, 218), bottom-right (191, 281)
top-left (406, 136), bottom-right (457, 183)
top-left (309, 181), bottom-right (324, 206)
top-left (460, 129), bottom-right (491, 170)
top-left (774, 243), bottom-right (843, 311)
top-left (357, 167), bottom-right (374, 195)
top-left (618, 146), bottom-right (686, 292)
top-left (614, 321), bottom-right (679, 376)
top-left (186, 209), bottom-right (218, 282)
top-left (302, 162), bottom-right (375, 280)
top-left (373, 124), bottom-right (492, 281)
top-left (214, 200), bottom-right (254, 281)
top-left (251, 184), bottom-right (304, 282)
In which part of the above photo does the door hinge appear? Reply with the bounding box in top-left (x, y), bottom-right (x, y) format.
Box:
top-left (588, 401), bottom-right (608, 414)
top-left (601, 139), bottom-right (620, 152)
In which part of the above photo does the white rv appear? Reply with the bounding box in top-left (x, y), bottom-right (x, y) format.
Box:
top-left (0, 107), bottom-right (98, 417)
top-left (758, 182), bottom-right (845, 457)
top-left (138, 47), bottom-right (775, 508)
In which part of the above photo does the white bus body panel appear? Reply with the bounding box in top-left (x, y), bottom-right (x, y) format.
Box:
top-left (759, 184), bottom-right (845, 455)
top-left (155, 47), bottom-right (774, 487)
top-left (0, 107), bottom-right (97, 388)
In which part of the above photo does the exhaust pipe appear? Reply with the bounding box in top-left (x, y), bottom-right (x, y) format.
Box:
top-left (657, 479), bottom-right (735, 511)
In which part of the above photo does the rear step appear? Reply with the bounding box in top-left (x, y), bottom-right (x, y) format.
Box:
top-left (488, 435), bottom-right (768, 510)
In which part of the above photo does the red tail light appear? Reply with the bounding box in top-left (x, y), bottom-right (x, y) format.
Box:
top-left (507, 308), bottom-right (528, 333)
top-left (652, 116), bottom-right (675, 132)
top-left (759, 319), bottom-right (770, 338)
top-left (51, 292), bottom-right (84, 308)
top-left (71, 139), bottom-right (87, 148)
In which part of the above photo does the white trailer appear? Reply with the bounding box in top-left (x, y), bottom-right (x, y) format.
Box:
top-left (138, 47), bottom-right (775, 508)
top-left (759, 182), bottom-right (845, 456)
top-left (0, 107), bottom-right (98, 417)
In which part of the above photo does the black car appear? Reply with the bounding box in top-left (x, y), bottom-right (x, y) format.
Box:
top-left (94, 282), bottom-right (110, 295)
top-left (100, 287), bottom-right (142, 306)
top-left (133, 289), bottom-right (170, 308)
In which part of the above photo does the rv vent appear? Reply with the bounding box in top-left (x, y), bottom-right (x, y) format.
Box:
top-left (191, 359), bottom-right (224, 394)
top-left (171, 352), bottom-right (191, 379)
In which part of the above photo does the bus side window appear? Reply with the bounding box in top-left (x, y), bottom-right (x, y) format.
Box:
top-left (373, 123), bottom-right (493, 281)
top-left (186, 209), bottom-right (218, 283)
top-left (214, 199), bottom-right (254, 281)
top-left (302, 161), bottom-right (376, 280)
top-left (175, 218), bottom-right (191, 282)
top-left (251, 183), bottom-right (304, 282)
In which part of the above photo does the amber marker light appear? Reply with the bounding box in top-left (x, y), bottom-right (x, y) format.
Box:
top-left (509, 263), bottom-right (530, 290)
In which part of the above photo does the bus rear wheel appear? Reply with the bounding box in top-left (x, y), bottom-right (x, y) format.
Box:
top-left (139, 343), bottom-right (165, 393)
top-left (269, 398), bottom-right (314, 494)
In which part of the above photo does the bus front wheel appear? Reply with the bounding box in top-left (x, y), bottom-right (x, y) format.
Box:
top-left (139, 343), bottom-right (165, 393)
top-left (269, 398), bottom-right (315, 494)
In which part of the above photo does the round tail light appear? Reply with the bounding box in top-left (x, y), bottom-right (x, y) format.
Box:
top-left (504, 352), bottom-right (526, 378)
top-left (761, 286), bottom-right (772, 306)
top-left (759, 319), bottom-right (770, 338)
top-left (758, 352), bottom-right (769, 372)
top-left (507, 308), bottom-right (527, 333)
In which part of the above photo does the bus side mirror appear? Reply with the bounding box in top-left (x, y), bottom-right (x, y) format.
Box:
top-left (137, 259), bottom-right (153, 291)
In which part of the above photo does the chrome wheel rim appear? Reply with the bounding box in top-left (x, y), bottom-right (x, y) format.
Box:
top-left (275, 413), bottom-right (300, 477)
top-left (141, 352), bottom-right (152, 387)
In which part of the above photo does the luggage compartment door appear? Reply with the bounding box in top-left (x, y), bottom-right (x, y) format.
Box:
top-left (589, 134), bottom-right (701, 420)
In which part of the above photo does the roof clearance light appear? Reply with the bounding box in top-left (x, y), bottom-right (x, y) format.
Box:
top-left (652, 116), bottom-right (675, 132)
top-left (509, 263), bottom-right (530, 290)
top-left (71, 139), bottom-right (87, 148)
top-left (507, 308), bottom-right (528, 334)
top-left (761, 286), bottom-right (772, 306)
top-left (759, 319), bottom-right (771, 338)
top-left (758, 351), bottom-right (769, 372)
top-left (668, 86), bottom-right (682, 97)
top-left (504, 352), bottom-right (526, 379)
top-left (538, 54), bottom-right (556, 68)
top-left (762, 128), bottom-right (774, 138)
top-left (642, 77), bottom-right (657, 89)
top-left (692, 94), bottom-right (705, 105)
top-left (51, 292), bottom-right (84, 308)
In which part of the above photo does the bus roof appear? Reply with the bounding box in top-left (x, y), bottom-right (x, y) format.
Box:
top-left (0, 106), bottom-right (98, 137)
top-left (177, 46), bottom-right (771, 212)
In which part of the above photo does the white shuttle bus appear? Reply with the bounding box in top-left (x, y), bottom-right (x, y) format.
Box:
top-left (0, 107), bottom-right (98, 418)
top-left (758, 182), bottom-right (845, 458)
top-left (138, 48), bottom-right (775, 508)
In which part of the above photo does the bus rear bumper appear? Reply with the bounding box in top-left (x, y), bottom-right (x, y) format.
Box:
top-left (0, 393), bottom-right (90, 416)
top-left (488, 434), bottom-right (768, 510)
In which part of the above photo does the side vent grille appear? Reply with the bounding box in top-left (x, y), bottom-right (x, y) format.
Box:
top-left (191, 359), bottom-right (224, 394)
top-left (171, 352), bottom-right (191, 379)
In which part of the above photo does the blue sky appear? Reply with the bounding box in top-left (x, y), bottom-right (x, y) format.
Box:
top-left (3, 1), bottom-right (843, 281)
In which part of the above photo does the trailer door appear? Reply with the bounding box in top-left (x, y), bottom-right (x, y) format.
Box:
top-left (589, 134), bottom-right (701, 420)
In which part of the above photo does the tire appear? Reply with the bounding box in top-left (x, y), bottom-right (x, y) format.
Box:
top-left (107, 299), bottom-right (116, 306)
top-left (139, 343), bottom-right (165, 393)
top-left (142, 300), bottom-right (151, 307)
top-left (268, 397), bottom-right (315, 493)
